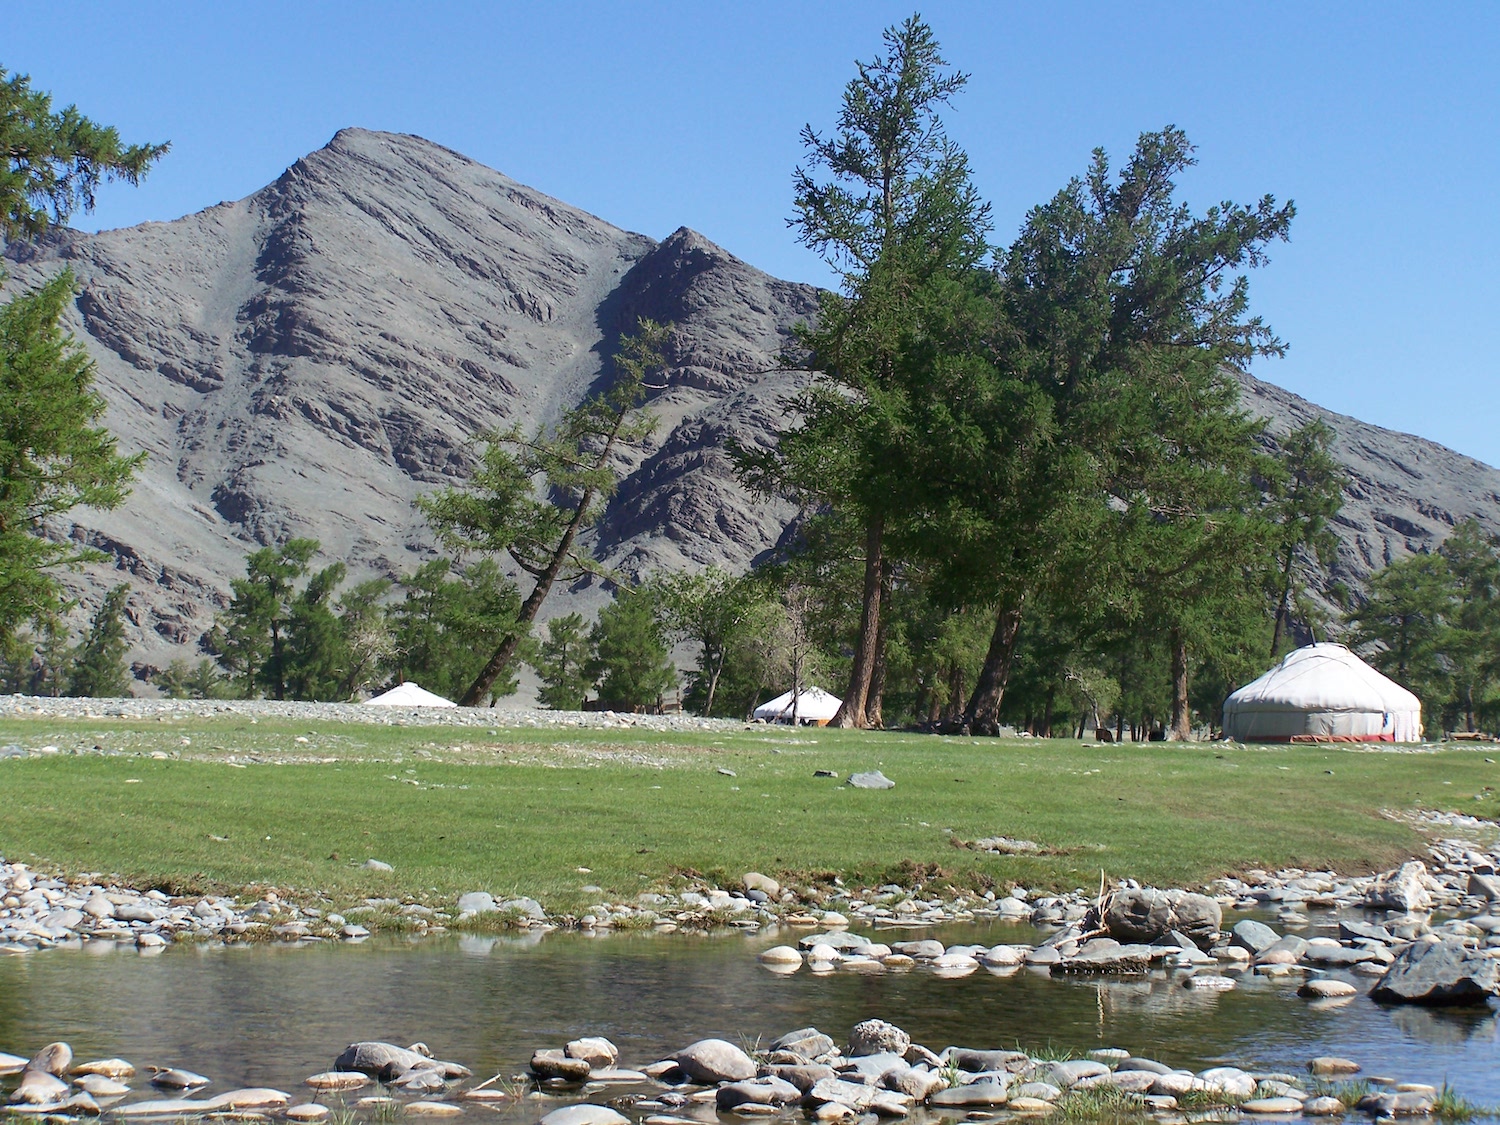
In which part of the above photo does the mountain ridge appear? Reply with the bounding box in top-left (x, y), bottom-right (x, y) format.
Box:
top-left (2, 127), bottom-right (1495, 683)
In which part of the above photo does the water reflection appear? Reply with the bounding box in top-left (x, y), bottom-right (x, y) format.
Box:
top-left (0, 924), bottom-right (1495, 1105)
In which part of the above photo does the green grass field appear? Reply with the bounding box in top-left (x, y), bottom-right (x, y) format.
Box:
top-left (1, 715), bottom-right (1496, 913)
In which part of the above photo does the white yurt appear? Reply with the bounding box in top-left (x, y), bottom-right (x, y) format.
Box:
top-left (753, 685), bottom-right (842, 726)
top-left (364, 681), bottom-right (457, 708)
top-left (1222, 643), bottom-right (1421, 743)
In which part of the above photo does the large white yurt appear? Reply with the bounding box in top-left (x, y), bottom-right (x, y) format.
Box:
top-left (1222, 643), bottom-right (1421, 743)
top-left (753, 686), bottom-right (842, 726)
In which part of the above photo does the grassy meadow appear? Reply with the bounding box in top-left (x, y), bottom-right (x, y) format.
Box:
top-left (1, 714), bottom-right (1497, 913)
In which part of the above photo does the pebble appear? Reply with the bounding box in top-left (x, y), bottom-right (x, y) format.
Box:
top-left (1299, 979), bottom-right (1358, 999)
top-left (285, 1105), bottom-right (332, 1121)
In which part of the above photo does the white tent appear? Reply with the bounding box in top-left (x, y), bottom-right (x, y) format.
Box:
top-left (753, 685), bottom-right (842, 725)
top-left (1223, 643), bottom-right (1421, 743)
top-left (365, 681), bottom-right (457, 708)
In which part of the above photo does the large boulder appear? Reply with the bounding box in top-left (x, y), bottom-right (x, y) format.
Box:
top-left (1371, 939), bottom-right (1500, 1005)
top-left (334, 1042), bottom-right (431, 1075)
top-left (1365, 861), bottom-right (1435, 913)
top-left (847, 1019), bottom-right (909, 1057)
top-left (1102, 889), bottom-right (1221, 947)
top-left (675, 1039), bottom-right (757, 1084)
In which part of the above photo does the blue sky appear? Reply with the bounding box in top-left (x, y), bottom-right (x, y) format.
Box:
top-left (10, 3), bottom-right (1499, 465)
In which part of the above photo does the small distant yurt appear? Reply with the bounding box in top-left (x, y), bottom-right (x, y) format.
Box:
top-left (365, 682), bottom-right (457, 708)
top-left (753, 685), bottom-right (842, 726)
top-left (1222, 643), bottom-right (1421, 743)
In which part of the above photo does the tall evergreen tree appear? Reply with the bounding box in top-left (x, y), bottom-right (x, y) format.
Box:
top-left (421, 320), bottom-right (670, 706)
top-left (1268, 419), bottom-right (1346, 655)
top-left (587, 587), bottom-right (675, 711)
top-left (1348, 551), bottom-right (1455, 721)
top-left (0, 273), bottom-right (146, 647)
top-left (532, 612), bottom-right (593, 711)
top-left (384, 558), bottom-right (520, 703)
top-left (281, 561), bottom-right (348, 701)
top-left (214, 538), bottom-right (319, 699)
top-left (749, 15), bottom-right (989, 729)
top-left (923, 127), bottom-right (1293, 734)
top-left (0, 67), bottom-right (164, 656)
top-left (1438, 521), bottom-right (1500, 731)
top-left (65, 583), bottom-right (131, 697)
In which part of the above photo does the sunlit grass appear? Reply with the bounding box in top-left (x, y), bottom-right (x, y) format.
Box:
top-left (0, 714), bottom-right (1495, 912)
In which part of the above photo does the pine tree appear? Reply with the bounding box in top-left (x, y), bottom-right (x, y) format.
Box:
top-left (0, 273), bottom-right (146, 646)
top-left (1437, 521), bottom-right (1500, 731)
top-left (1268, 419), bottom-right (1347, 655)
top-left (923, 128), bottom-right (1293, 734)
top-left (0, 67), bottom-right (164, 655)
top-left (213, 539), bottom-right (319, 699)
top-left (532, 613), bottom-right (592, 711)
top-left (1348, 551), bottom-right (1455, 722)
top-left (747, 16), bottom-right (990, 729)
top-left (1, 67), bottom-right (168, 240)
top-left (155, 658), bottom-right (227, 700)
top-left (281, 562), bottom-right (348, 701)
top-left (65, 583), bottom-right (131, 697)
top-left (420, 321), bottom-right (669, 706)
top-left (587, 587), bottom-right (676, 712)
top-left (384, 558), bottom-right (521, 703)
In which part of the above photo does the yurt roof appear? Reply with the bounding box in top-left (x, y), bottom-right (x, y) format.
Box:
top-left (1225, 644), bottom-right (1419, 715)
top-left (754, 686), bottom-right (842, 721)
top-left (365, 681), bottom-right (458, 707)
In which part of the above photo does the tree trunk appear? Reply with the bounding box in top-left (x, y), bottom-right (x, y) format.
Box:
top-left (864, 560), bottom-right (894, 729)
top-left (1270, 546), bottom-right (1295, 658)
top-left (269, 620), bottom-right (285, 701)
top-left (1040, 683), bottom-right (1055, 738)
top-left (830, 512), bottom-right (884, 728)
top-left (1169, 627), bottom-right (1192, 741)
top-left (459, 487), bottom-right (596, 706)
top-left (963, 602), bottom-right (1025, 735)
top-left (704, 653), bottom-right (723, 718)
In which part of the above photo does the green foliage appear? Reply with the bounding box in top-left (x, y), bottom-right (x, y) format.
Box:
top-left (0, 66), bottom-right (169, 241)
top-left (736, 16), bottom-right (992, 729)
top-left (532, 612), bottom-right (592, 711)
top-left (419, 320), bottom-right (669, 705)
top-left (1348, 550), bottom-right (1456, 722)
top-left (0, 615), bottom-right (69, 696)
top-left (1438, 521), bottom-right (1500, 731)
top-left (213, 538), bottom-right (319, 700)
top-left (281, 560), bottom-right (348, 702)
top-left (154, 658), bottom-right (228, 700)
top-left (1268, 419), bottom-right (1347, 654)
top-left (384, 558), bottom-right (520, 704)
top-left (1347, 520), bottom-right (1500, 733)
top-left (64, 582), bottom-right (131, 697)
top-left (655, 567), bottom-right (770, 716)
top-left (0, 271), bottom-right (145, 645)
top-left (336, 578), bottom-right (393, 700)
top-left (587, 586), bottom-right (676, 711)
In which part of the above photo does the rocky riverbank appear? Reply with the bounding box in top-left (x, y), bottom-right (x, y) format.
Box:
top-left (0, 1019), bottom-right (1483, 1122)
top-left (6, 810), bottom-right (1500, 958)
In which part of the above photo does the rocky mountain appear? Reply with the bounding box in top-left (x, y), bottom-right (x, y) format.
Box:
top-left (3, 127), bottom-right (1497, 681)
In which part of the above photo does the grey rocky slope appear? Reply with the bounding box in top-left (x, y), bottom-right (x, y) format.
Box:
top-left (2, 129), bottom-right (814, 674)
top-left (3, 127), bottom-right (1496, 678)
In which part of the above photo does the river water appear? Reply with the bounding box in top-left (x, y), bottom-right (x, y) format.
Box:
top-left (2, 924), bottom-right (1497, 1111)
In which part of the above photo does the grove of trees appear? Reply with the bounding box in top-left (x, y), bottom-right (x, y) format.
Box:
top-left (4, 33), bottom-right (1485, 740)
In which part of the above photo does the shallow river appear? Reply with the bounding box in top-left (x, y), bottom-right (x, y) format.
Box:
top-left (2, 923), bottom-right (1498, 1110)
